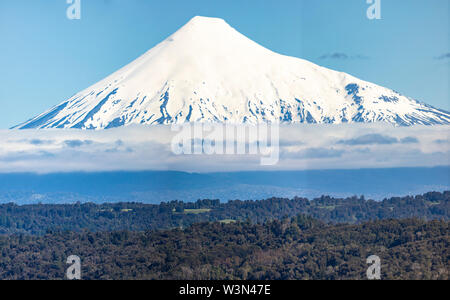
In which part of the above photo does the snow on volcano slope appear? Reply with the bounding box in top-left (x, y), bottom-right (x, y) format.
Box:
top-left (14, 16), bottom-right (450, 129)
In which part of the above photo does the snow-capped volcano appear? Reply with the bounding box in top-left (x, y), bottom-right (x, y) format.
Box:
top-left (15, 16), bottom-right (450, 129)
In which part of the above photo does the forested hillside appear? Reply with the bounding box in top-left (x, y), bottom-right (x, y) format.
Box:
top-left (0, 217), bottom-right (447, 280)
top-left (0, 191), bottom-right (448, 235)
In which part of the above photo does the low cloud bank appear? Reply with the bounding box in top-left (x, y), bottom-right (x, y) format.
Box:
top-left (0, 124), bottom-right (448, 173)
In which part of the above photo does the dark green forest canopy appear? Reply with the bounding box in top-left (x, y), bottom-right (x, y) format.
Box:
top-left (0, 217), bottom-right (448, 280)
top-left (0, 192), bottom-right (448, 280)
top-left (0, 191), bottom-right (448, 235)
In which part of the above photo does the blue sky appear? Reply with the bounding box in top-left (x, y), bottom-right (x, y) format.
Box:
top-left (0, 0), bottom-right (448, 129)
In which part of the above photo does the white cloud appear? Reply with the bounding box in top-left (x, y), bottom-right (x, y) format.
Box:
top-left (0, 124), bottom-right (449, 173)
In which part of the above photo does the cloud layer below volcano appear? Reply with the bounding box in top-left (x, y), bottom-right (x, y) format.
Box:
top-left (0, 124), bottom-right (448, 173)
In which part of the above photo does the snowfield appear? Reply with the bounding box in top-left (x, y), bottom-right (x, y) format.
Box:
top-left (14, 16), bottom-right (450, 129)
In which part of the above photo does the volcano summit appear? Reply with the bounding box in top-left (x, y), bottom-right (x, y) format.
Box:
top-left (15, 16), bottom-right (450, 129)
